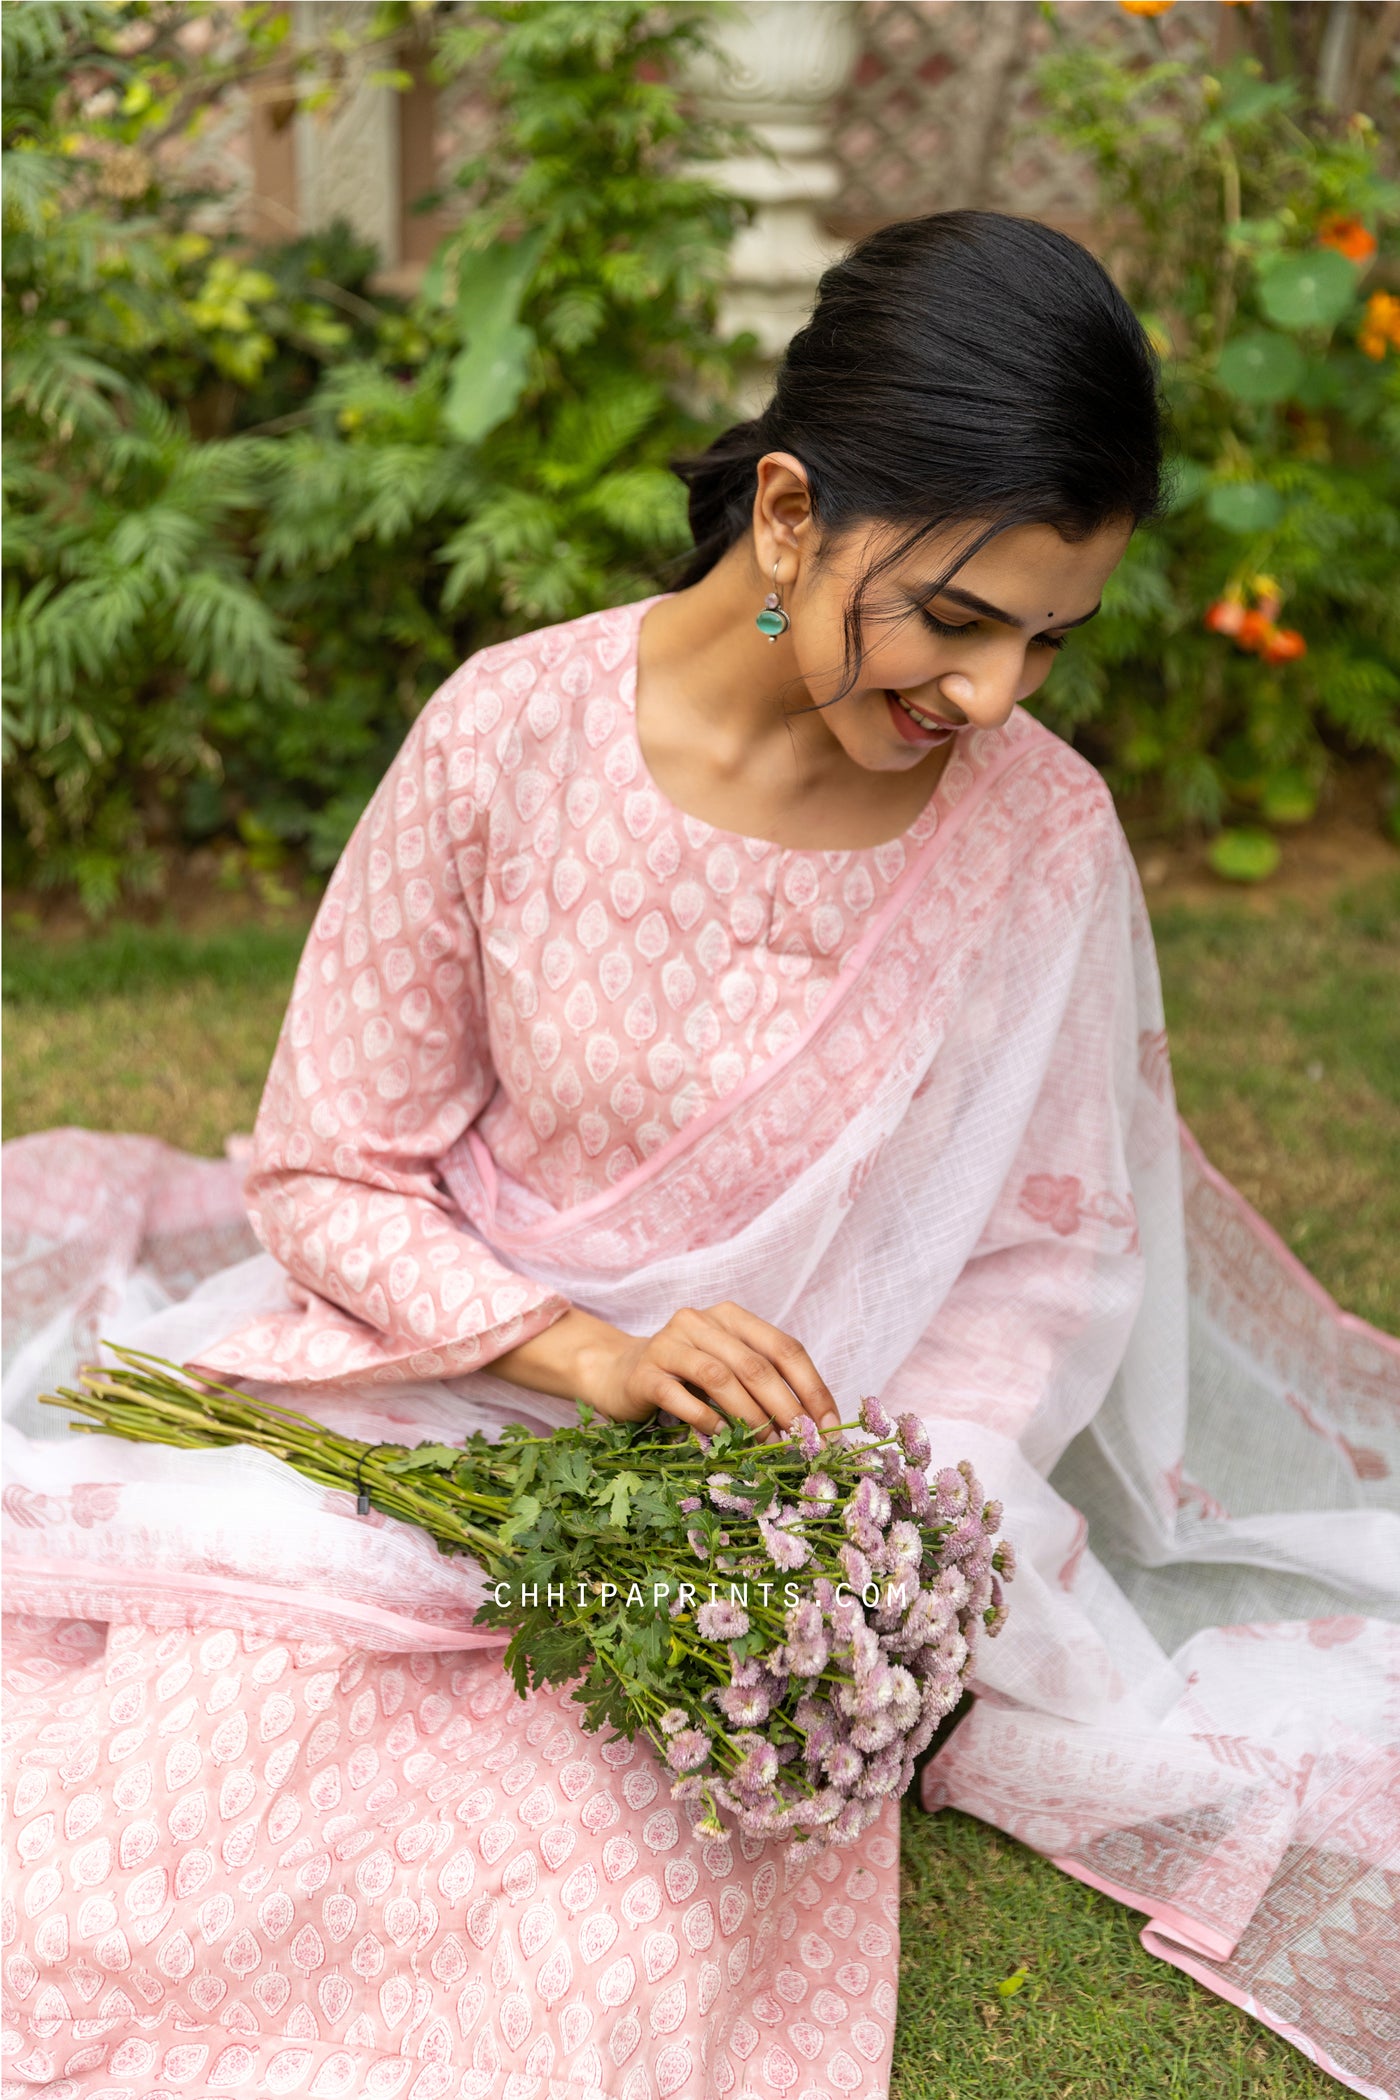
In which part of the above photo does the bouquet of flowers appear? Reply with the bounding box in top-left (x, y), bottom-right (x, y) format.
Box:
top-left (46, 1350), bottom-right (1013, 1858)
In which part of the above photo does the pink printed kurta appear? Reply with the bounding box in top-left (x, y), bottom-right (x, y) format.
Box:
top-left (2, 1616), bottom-right (900, 2100)
top-left (207, 595), bottom-right (930, 1389)
top-left (1, 600), bottom-right (917, 2100)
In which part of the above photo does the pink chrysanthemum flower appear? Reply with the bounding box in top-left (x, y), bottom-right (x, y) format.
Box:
top-left (665, 1728), bottom-right (711, 1774)
top-left (902, 1465), bottom-right (931, 1520)
top-left (697, 1598), bottom-right (750, 1640)
top-left (850, 1712), bottom-right (899, 1754)
top-left (896, 1414), bottom-right (931, 1469)
top-left (760, 1520), bottom-right (811, 1572)
top-left (784, 1635), bottom-right (828, 1677)
top-left (823, 1739), bottom-right (864, 1788)
top-left (850, 1476), bottom-right (892, 1529)
top-left (706, 1474), bottom-right (756, 1517)
top-left (859, 1394), bottom-right (894, 1439)
top-left (857, 1745), bottom-right (904, 1799)
top-left (731, 1734), bottom-right (781, 1791)
top-left (932, 1466), bottom-right (967, 1519)
top-left (790, 1414), bottom-right (822, 1462)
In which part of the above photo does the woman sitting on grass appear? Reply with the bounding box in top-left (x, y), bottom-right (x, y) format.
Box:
top-left (5, 211), bottom-right (1396, 2099)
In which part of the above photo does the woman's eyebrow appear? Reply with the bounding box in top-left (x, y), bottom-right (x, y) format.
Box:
top-left (924, 584), bottom-right (1103, 631)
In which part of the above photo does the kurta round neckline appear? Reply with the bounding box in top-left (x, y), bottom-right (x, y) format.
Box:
top-left (626, 591), bottom-right (949, 861)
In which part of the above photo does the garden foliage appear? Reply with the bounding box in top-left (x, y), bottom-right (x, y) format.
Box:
top-left (1031, 36), bottom-right (1400, 846)
top-left (1, 2), bottom-right (383, 908)
top-left (251, 0), bottom-right (747, 877)
top-left (5, 3), bottom-right (1398, 912)
top-left (3, 0), bottom-right (746, 910)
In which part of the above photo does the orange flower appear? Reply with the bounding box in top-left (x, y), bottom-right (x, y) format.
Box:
top-left (1359, 290), bottom-right (1400, 360)
top-left (1250, 575), bottom-right (1283, 623)
top-left (1236, 610), bottom-right (1273, 654)
top-left (1118, 0), bottom-right (1174, 13)
top-left (1318, 214), bottom-right (1377, 266)
top-left (1204, 598), bottom-right (1245, 636)
top-left (1261, 628), bottom-right (1307, 664)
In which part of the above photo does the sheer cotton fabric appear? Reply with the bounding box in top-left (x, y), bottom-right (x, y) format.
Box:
top-left (4, 596), bottom-right (1399, 2099)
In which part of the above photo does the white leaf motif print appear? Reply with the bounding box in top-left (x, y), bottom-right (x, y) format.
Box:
top-left (20, 1587), bottom-right (935, 2100)
top-left (215, 591), bottom-right (941, 1403)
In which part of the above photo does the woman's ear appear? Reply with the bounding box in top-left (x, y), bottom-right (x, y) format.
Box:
top-left (752, 453), bottom-right (814, 579)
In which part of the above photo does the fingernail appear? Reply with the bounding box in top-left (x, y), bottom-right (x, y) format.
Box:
top-left (820, 1412), bottom-right (841, 1431)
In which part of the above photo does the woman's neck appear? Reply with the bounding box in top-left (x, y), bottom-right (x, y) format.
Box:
top-left (634, 555), bottom-right (951, 852)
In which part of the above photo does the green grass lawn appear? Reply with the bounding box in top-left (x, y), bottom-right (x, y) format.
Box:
top-left (4, 871), bottom-right (1397, 2098)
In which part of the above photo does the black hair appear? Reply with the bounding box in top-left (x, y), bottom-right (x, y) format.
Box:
top-left (672, 210), bottom-right (1167, 688)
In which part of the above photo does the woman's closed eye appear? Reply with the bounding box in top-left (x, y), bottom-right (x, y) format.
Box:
top-left (920, 608), bottom-right (1071, 652)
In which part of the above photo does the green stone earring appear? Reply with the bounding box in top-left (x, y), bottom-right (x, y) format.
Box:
top-left (755, 561), bottom-right (790, 641)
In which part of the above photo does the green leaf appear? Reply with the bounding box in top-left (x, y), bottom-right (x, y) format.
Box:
top-left (381, 1443), bottom-right (463, 1475)
top-left (549, 1447), bottom-right (593, 1498)
top-left (1216, 76), bottom-right (1294, 127)
top-left (452, 233), bottom-right (547, 345)
top-left (1216, 330), bottom-right (1304, 406)
top-left (1206, 482), bottom-right (1283, 534)
top-left (1163, 459), bottom-right (1211, 514)
top-left (442, 233), bottom-right (547, 445)
top-left (1208, 829), bottom-right (1281, 883)
top-left (601, 1471), bottom-right (644, 1530)
top-left (1256, 249), bottom-right (1358, 333)
top-left (442, 321), bottom-right (535, 446)
top-left (499, 1492), bottom-right (542, 1545)
top-left (996, 1966), bottom-right (1031, 1999)
top-left (1259, 771), bottom-right (1318, 825)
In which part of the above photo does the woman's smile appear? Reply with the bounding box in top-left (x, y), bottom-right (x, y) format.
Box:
top-left (885, 688), bottom-right (963, 745)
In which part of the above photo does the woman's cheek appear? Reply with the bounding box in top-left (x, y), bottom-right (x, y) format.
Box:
top-left (1017, 656), bottom-right (1055, 702)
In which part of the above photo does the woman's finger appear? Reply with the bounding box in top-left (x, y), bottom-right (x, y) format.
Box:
top-left (671, 1309), bottom-right (805, 1434)
top-left (639, 1370), bottom-right (725, 1438)
top-left (709, 1303), bottom-right (841, 1431)
top-left (649, 1333), bottom-right (776, 1438)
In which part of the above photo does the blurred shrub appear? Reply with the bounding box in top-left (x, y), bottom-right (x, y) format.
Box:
top-left (1031, 38), bottom-right (1400, 850)
top-left (250, 0), bottom-right (748, 878)
top-left (3, 0), bottom-right (745, 912)
top-left (1, 1), bottom-right (380, 911)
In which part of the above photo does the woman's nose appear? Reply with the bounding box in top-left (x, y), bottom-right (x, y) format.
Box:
top-left (933, 671), bottom-right (1017, 731)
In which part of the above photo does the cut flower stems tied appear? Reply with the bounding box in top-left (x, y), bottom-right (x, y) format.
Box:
top-left (44, 1352), bottom-right (1012, 1858)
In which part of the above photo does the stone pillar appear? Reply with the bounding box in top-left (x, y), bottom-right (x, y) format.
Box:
top-left (688, 1), bottom-right (860, 364)
top-left (292, 2), bottom-right (400, 266)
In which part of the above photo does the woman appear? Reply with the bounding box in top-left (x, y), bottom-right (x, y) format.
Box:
top-left (5, 213), bottom-right (1397, 2100)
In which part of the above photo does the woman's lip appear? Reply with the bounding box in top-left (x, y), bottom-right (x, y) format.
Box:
top-left (885, 691), bottom-right (961, 745)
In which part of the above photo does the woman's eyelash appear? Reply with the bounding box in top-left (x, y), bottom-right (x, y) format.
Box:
top-left (919, 609), bottom-right (1070, 652)
top-left (919, 611), bottom-right (975, 640)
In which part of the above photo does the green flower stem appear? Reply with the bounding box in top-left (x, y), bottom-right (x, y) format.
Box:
top-left (42, 1348), bottom-right (922, 1836)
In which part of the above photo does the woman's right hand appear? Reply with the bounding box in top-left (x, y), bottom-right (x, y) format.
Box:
top-left (494, 1302), bottom-right (841, 1440)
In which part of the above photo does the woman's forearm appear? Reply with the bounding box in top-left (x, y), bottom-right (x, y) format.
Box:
top-left (493, 1306), bottom-right (637, 1411)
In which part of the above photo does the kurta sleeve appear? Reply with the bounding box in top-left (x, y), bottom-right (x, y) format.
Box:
top-left (203, 666), bottom-right (570, 1388)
